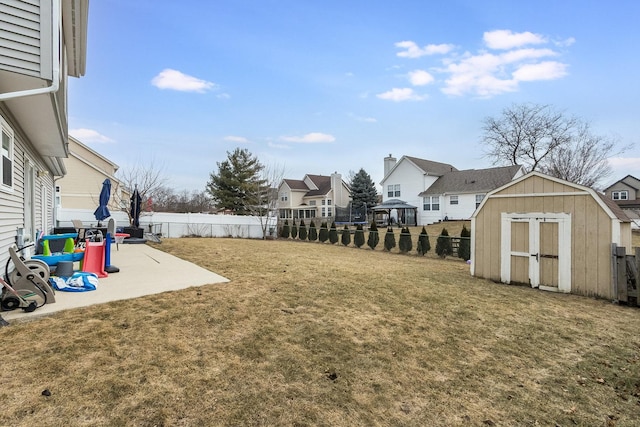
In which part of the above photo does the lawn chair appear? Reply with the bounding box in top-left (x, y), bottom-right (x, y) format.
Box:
top-left (72, 219), bottom-right (88, 247)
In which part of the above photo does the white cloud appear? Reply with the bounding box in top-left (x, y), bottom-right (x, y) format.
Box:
top-left (224, 135), bottom-right (249, 143)
top-left (443, 73), bottom-right (518, 97)
top-left (608, 157), bottom-right (640, 169)
top-left (348, 113), bottom-right (377, 123)
top-left (280, 132), bottom-right (336, 143)
top-left (387, 30), bottom-right (572, 98)
top-left (217, 93), bottom-right (231, 99)
top-left (440, 44), bottom-right (566, 97)
top-left (512, 61), bottom-right (568, 81)
top-left (395, 41), bottom-right (455, 58)
top-left (500, 48), bottom-right (557, 63)
top-left (408, 69), bottom-right (435, 86)
top-left (555, 37), bottom-right (576, 47)
top-left (377, 88), bottom-right (426, 102)
top-left (151, 69), bottom-right (216, 93)
top-left (483, 30), bottom-right (546, 50)
top-left (69, 128), bottom-right (114, 143)
top-left (268, 141), bottom-right (291, 149)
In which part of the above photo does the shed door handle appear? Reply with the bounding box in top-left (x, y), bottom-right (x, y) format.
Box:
top-left (530, 253), bottom-right (539, 262)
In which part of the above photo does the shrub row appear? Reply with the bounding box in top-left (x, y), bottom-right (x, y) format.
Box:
top-left (279, 220), bottom-right (471, 260)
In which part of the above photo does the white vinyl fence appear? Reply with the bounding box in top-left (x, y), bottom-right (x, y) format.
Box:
top-left (56, 209), bottom-right (277, 239)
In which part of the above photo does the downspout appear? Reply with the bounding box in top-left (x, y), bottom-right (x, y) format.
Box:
top-left (52, 175), bottom-right (63, 229)
top-left (0, 0), bottom-right (61, 101)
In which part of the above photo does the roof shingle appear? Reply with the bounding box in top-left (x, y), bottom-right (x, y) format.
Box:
top-left (419, 165), bottom-right (521, 196)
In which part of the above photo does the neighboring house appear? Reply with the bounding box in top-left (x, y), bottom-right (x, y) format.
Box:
top-left (380, 154), bottom-right (523, 226)
top-left (603, 175), bottom-right (640, 227)
top-left (472, 171), bottom-right (632, 300)
top-left (277, 172), bottom-right (350, 220)
top-left (56, 136), bottom-right (128, 215)
top-left (0, 0), bottom-right (89, 261)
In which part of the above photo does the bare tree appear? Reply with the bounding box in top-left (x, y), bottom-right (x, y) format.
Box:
top-left (247, 162), bottom-right (286, 239)
top-left (114, 158), bottom-right (167, 226)
top-left (541, 122), bottom-right (620, 188)
top-left (482, 103), bottom-right (576, 172)
top-left (482, 103), bottom-right (627, 187)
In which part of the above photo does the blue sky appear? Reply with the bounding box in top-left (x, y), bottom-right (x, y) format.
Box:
top-left (68, 0), bottom-right (640, 192)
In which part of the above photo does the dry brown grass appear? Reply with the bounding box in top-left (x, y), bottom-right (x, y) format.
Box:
top-left (1, 233), bottom-right (640, 426)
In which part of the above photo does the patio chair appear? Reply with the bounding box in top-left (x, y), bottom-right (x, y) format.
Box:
top-left (71, 219), bottom-right (88, 246)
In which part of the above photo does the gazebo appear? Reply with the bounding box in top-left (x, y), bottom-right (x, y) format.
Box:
top-left (372, 199), bottom-right (418, 226)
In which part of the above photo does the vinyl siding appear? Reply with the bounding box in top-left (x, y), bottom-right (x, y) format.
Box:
top-left (0, 108), bottom-right (53, 267)
top-left (0, 0), bottom-right (53, 79)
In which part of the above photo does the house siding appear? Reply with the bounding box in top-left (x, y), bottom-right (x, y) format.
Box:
top-left (381, 159), bottom-right (438, 224)
top-left (57, 138), bottom-right (123, 211)
top-left (0, 108), bottom-right (53, 266)
top-left (441, 193), bottom-right (483, 221)
top-left (0, 0), bottom-right (50, 78)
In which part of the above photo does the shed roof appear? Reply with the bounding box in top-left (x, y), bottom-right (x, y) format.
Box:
top-left (597, 193), bottom-right (632, 222)
top-left (420, 165), bottom-right (522, 196)
top-left (473, 171), bottom-right (632, 223)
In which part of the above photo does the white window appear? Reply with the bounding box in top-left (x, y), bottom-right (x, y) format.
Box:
top-left (321, 207), bottom-right (326, 217)
top-left (450, 195), bottom-right (459, 205)
top-left (327, 199), bottom-right (332, 206)
top-left (309, 200), bottom-right (316, 206)
top-left (1, 118), bottom-right (14, 190)
top-left (612, 191), bottom-right (628, 200)
top-left (55, 185), bottom-right (61, 208)
top-left (387, 184), bottom-right (400, 198)
top-left (280, 192), bottom-right (288, 202)
top-left (475, 194), bottom-right (485, 208)
top-left (423, 196), bottom-right (439, 211)
top-left (327, 208), bottom-right (332, 217)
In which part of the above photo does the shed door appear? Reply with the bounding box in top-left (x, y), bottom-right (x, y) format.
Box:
top-left (538, 222), bottom-right (559, 289)
top-left (501, 213), bottom-right (571, 293)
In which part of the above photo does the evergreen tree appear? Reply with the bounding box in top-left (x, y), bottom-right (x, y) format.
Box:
top-left (341, 225), bottom-right (351, 246)
top-left (354, 224), bottom-right (365, 248)
top-left (399, 226), bottom-right (412, 253)
top-left (458, 225), bottom-right (471, 261)
top-left (329, 221), bottom-right (339, 244)
top-left (281, 219), bottom-right (290, 238)
top-left (416, 226), bottom-right (430, 256)
top-left (384, 227), bottom-right (396, 251)
top-left (349, 168), bottom-right (378, 210)
top-left (205, 148), bottom-right (265, 215)
top-left (367, 221), bottom-right (379, 250)
top-left (290, 219), bottom-right (298, 239)
top-left (299, 219), bottom-right (308, 240)
top-left (308, 220), bottom-right (318, 242)
top-left (319, 221), bottom-right (329, 243)
top-left (435, 228), bottom-right (453, 258)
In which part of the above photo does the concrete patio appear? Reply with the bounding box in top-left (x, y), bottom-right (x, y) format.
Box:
top-left (2, 242), bottom-right (229, 322)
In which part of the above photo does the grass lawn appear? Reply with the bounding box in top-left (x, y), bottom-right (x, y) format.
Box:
top-left (1, 233), bottom-right (639, 426)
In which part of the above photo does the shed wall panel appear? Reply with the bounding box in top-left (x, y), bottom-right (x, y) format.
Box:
top-left (473, 174), bottom-right (623, 299)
